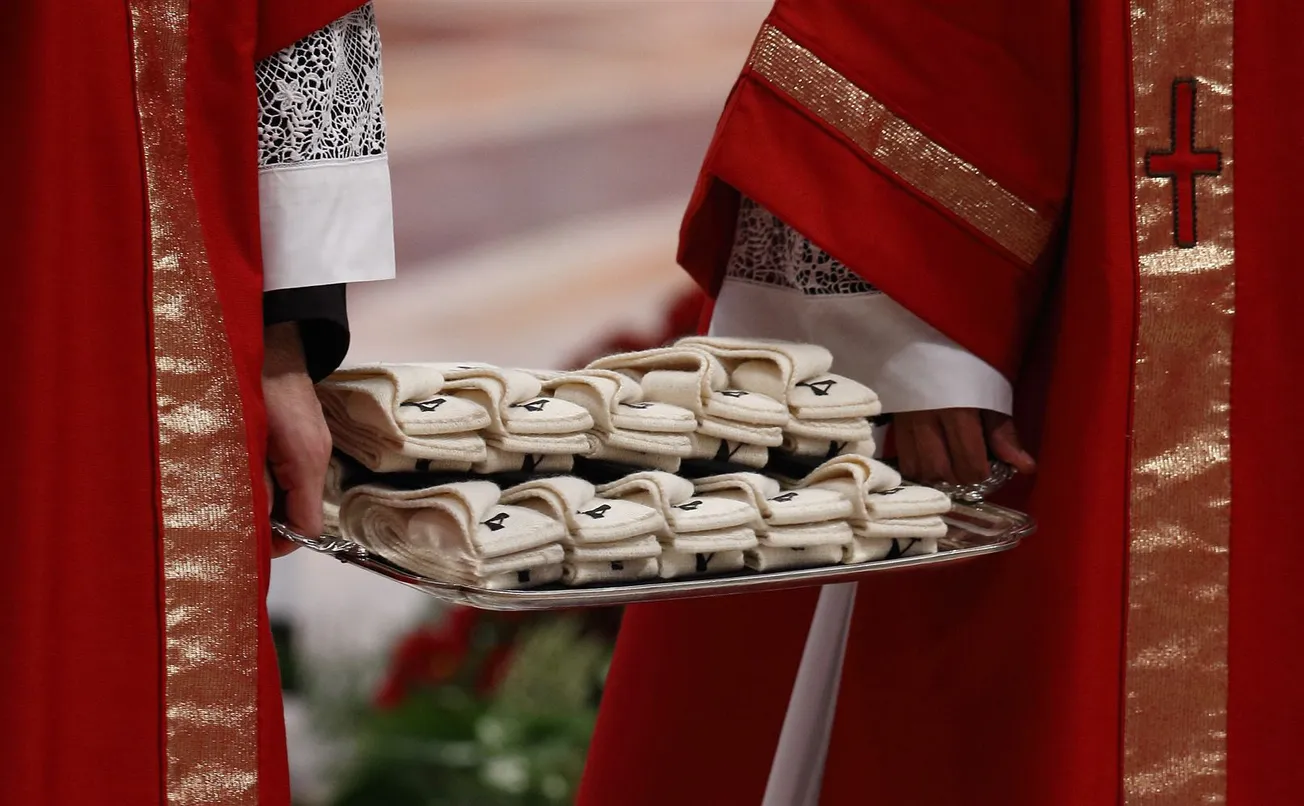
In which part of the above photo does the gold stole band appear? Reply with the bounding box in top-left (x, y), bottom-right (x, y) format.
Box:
top-left (129, 2), bottom-right (262, 803)
top-left (1125, 2), bottom-right (1235, 803)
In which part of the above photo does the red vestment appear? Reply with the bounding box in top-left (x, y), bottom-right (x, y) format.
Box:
top-left (0, 2), bottom-right (362, 803)
top-left (581, 2), bottom-right (1304, 804)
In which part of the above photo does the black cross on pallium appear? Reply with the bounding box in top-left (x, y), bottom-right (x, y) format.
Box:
top-left (720, 390), bottom-right (749, 398)
top-left (770, 492), bottom-right (799, 503)
top-left (823, 441), bottom-right (847, 459)
top-left (712, 441), bottom-right (744, 462)
top-left (401, 398), bottom-right (446, 413)
top-left (796, 379), bottom-right (837, 397)
top-left (482, 512), bottom-right (510, 532)
top-left (885, 538), bottom-right (919, 560)
top-left (579, 504), bottom-right (611, 519)
top-left (1145, 78), bottom-right (1223, 248)
top-left (676, 500), bottom-right (703, 511)
top-left (512, 399), bottom-right (550, 413)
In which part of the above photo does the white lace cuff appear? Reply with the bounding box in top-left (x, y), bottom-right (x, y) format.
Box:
top-left (713, 197), bottom-right (1013, 416)
top-left (255, 2), bottom-right (395, 291)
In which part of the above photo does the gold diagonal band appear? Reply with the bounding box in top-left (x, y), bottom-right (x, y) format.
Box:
top-left (747, 24), bottom-right (1053, 265)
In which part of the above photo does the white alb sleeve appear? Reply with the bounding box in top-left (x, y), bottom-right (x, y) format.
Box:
top-left (712, 281), bottom-right (1014, 415)
top-left (838, 293), bottom-right (1013, 415)
top-left (255, 2), bottom-right (396, 292)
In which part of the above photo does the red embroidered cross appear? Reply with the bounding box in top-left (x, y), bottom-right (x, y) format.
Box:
top-left (1145, 78), bottom-right (1223, 248)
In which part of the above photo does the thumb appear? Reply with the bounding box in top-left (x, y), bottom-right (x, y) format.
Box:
top-left (265, 465), bottom-right (302, 558)
top-left (271, 455), bottom-right (326, 539)
top-left (982, 412), bottom-right (1037, 475)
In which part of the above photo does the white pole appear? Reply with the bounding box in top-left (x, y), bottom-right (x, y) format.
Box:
top-left (762, 582), bottom-right (858, 806)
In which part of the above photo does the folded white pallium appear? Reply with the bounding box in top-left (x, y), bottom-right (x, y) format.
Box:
top-left (318, 364), bottom-right (493, 472)
top-left (429, 364), bottom-right (594, 474)
top-left (339, 481), bottom-right (566, 589)
top-left (542, 370), bottom-right (696, 472)
top-left (500, 476), bottom-right (663, 585)
top-left (597, 471), bottom-right (759, 578)
top-left (319, 363), bottom-right (596, 474)
top-left (693, 472), bottom-right (853, 572)
top-left (678, 337), bottom-right (881, 460)
top-left (588, 347), bottom-right (785, 469)
top-left (797, 455), bottom-right (952, 563)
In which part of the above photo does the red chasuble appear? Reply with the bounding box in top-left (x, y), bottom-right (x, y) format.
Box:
top-left (581, 2), bottom-right (1304, 804)
top-left (0, 2), bottom-right (362, 804)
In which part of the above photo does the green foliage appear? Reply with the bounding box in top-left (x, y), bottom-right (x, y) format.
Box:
top-left (326, 613), bottom-right (612, 806)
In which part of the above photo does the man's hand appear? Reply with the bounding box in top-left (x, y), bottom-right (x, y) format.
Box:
top-left (263, 322), bottom-right (332, 556)
top-left (893, 408), bottom-right (1036, 486)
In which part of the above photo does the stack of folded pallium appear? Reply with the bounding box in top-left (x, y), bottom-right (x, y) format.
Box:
top-left (677, 337), bottom-right (881, 461)
top-left (317, 363), bottom-right (593, 474)
top-left (540, 370), bottom-right (696, 472)
top-left (321, 338), bottom-right (954, 590)
top-left (792, 455), bottom-right (952, 563)
top-left (339, 481), bottom-right (567, 589)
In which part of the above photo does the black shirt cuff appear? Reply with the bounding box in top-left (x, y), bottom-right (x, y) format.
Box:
top-left (263, 284), bottom-right (350, 382)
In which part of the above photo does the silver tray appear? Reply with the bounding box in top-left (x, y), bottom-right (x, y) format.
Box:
top-left (275, 496), bottom-right (1034, 611)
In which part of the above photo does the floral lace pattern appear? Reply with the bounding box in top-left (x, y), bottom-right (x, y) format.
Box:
top-left (256, 3), bottom-right (385, 168)
top-left (725, 198), bottom-right (880, 296)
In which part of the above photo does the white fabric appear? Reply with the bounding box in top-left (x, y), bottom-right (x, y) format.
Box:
top-left (564, 534), bottom-right (663, 562)
top-left (589, 347), bottom-right (789, 426)
top-left (544, 370), bottom-right (695, 469)
top-left (338, 482), bottom-right (567, 589)
top-left (657, 548), bottom-right (746, 578)
top-left (259, 156), bottom-right (396, 291)
top-left (597, 472), bottom-right (760, 535)
top-left (760, 521), bottom-right (854, 549)
top-left (678, 336), bottom-right (880, 420)
top-left (762, 582), bottom-right (857, 806)
top-left (745, 544), bottom-right (844, 572)
top-left (687, 434), bottom-right (769, 469)
top-left (256, 3), bottom-right (396, 292)
top-left (713, 281), bottom-right (1012, 415)
top-left (843, 537), bottom-right (940, 564)
top-left (500, 477), bottom-right (665, 544)
top-left (563, 557), bottom-right (659, 585)
top-left (693, 473), bottom-right (854, 548)
top-left (863, 486), bottom-right (953, 519)
top-left (856, 516), bottom-right (948, 540)
top-left (319, 367), bottom-right (490, 471)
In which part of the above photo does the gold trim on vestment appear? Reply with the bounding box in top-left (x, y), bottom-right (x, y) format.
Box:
top-left (1125, 2), bottom-right (1235, 803)
top-left (129, 2), bottom-right (262, 803)
top-left (747, 24), bottom-right (1054, 265)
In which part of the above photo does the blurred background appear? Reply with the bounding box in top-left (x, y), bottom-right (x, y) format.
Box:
top-left (268, 2), bottom-right (769, 803)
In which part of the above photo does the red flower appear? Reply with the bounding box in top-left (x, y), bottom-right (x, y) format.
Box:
top-left (374, 612), bottom-right (477, 709)
top-left (443, 605), bottom-right (483, 642)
